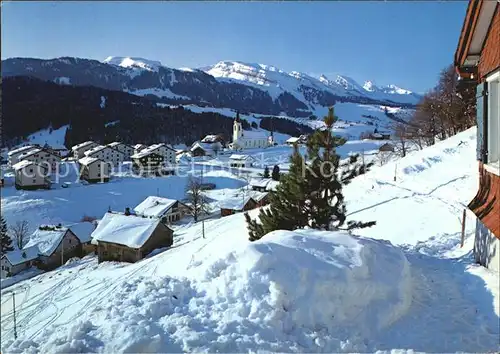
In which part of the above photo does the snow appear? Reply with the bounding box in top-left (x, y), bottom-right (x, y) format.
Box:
top-left (90, 212), bottom-right (162, 248)
top-left (103, 56), bottom-right (162, 72)
top-left (128, 88), bottom-right (189, 100)
top-left (24, 226), bottom-right (67, 257)
top-left (247, 190), bottom-right (268, 202)
top-left (68, 222), bottom-right (95, 244)
top-left (133, 196), bottom-right (177, 218)
top-left (218, 195), bottom-right (254, 210)
top-left (7, 146), bottom-right (35, 157)
top-left (100, 96), bottom-right (106, 109)
top-left (78, 156), bottom-right (100, 166)
top-left (25, 125), bottom-right (68, 150)
top-left (286, 137), bottom-right (300, 143)
top-left (1, 127), bottom-right (499, 353)
top-left (53, 77), bottom-right (71, 85)
top-left (249, 177), bottom-right (272, 188)
top-left (104, 120), bottom-right (120, 128)
top-left (228, 154), bottom-right (253, 161)
top-left (12, 160), bottom-right (36, 171)
top-left (71, 141), bottom-right (95, 151)
top-left (3, 246), bottom-right (39, 266)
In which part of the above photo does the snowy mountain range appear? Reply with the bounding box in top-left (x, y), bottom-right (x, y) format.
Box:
top-left (2, 56), bottom-right (422, 118)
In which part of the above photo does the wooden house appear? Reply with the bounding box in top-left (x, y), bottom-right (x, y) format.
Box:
top-left (220, 195), bottom-right (257, 217)
top-left (91, 212), bottom-right (174, 263)
top-left (248, 190), bottom-right (270, 207)
top-left (133, 196), bottom-right (191, 223)
top-left (131, 150), bottom-right (164, 176)
top-left (147, 143), bottom-right (177, 165)
top-left (68, 221), bottom-right (97, 255)
top-left (12, 160), bottom-right (51, 190)
top-left (455, 0), bottom-right (500, 271)
top-left (78, 157), bottom-right (111, 183)
top-left (0, 246), bottom-right (39, 279)
top-left (229, 154), bottom-right (254, 168)
top-left (24, 225), bottom-right (82, 270)
top-left (249, 178), bottom-right (272, 192)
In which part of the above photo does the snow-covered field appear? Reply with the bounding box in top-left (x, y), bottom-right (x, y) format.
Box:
top-left (1, 127), bottom-right (499, 353)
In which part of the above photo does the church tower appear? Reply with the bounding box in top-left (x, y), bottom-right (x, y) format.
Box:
top-left (233, 111), bottom-right (243, 142)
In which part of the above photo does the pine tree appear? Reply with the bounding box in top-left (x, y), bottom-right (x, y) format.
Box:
top-left (271, 165), bottom-right (280, 181)
top-left (245, 145), bottom-right (308, 241)
top-left (1, 216), bottom-right (14, 253)
top-left (304, 107), bottom-right (375, 230)
top-left (263, 166), bottom-right (270, 178)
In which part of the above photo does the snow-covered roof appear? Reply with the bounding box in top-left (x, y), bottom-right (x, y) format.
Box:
top-left (68, 222), bottom-right (95, 244)
top-left (219, 195), bottom-right (255, 210)
top-left (190, 142), bottom-right (219, 152)
top-left (78, 156), bottom-right (101, 166)
top-left (229, 154), bottom-right (253, 161)
top-left (8, 145), bottom-right (35, 156)
top-left (266, 180), bottom-right (280, 191)
top-left (107, 142), bottom-right (122, 147)
top-left (250, 178), bottom-right (272, 188)
top-left (71, 141), bottom-right (96, 151)
top-left (18, 148), bottom-right (42, 159)
top-left (131, 149), bottom-right (163, 159)
top-left (2, 246), bottom-right (39, 265)
top-left (240, 130), bottom-right (269, 140)
top-left (248, 190), bottom-right (269, 202)
top-left (286, 137), bottom-right (300, 143)
top-left (12, 160), bottom-right (48, 171)
top-left (25, 226), bottom-right (69, 257)
top-left (134, 144), bottom-right (147, 149)
top-left (84, 145), bottom-right (107, 156)
top-left (150, 143), bottom-right (175, 151)
top-left (133, 196), bottom-right (178, 218)
top-left (91, 212), bottom-right (162, 248)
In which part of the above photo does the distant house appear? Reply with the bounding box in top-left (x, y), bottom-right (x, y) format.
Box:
top-left (84, 145), bottom-right (125, 167)
top-left (298, 134), bottom-right (309, 144)
top-left (78, 157), bottom-right (111, 183)
top-left (378, 143), bottom-right (395, 152)
top-left (248, 190), bottom-right (270, 207)
top-left (133, 196), bottom-right (191, 223)
top-left (25, 225), bottom-right (82, 270)
top-left (201, 134), bottom-right (225, 146)
top-left (370, 129), bottom-right (391, 140)
top-left (17, 148), bottom-right (61, 171)
top-left (220, 195), bottom-right (257, 217)
top-left (190, 142), bottom-right (222, 157)
top-left (72, 141), bottom-right (100, 159)
top-left (286, 137), bottom-right (300, 146)
top-left (8, 145), bottom-right (37, 167)
top-left (68, 221), bottom-right (97, 255)
top-left (229, 154), bottom-right (254, 168)
top-left (0, 246), bottom-right (39, 279)
top-left (107, 142), bottom-right (135, 160)
top-left (131, 150), bottom-right (165, 176)
top-left (249, 178), bottom-right (272, 192)
top-left (133, 144), bottom-right (147, 155)
top-left (13, 160), bottom-right (50, 190)
top-left (147, 143), bottom-right (177, 165)
top-left (91, 212), bottom-right (174, 263)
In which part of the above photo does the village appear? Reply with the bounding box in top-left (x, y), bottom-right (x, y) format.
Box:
top-left (0, 111), bottom-right (398, 281)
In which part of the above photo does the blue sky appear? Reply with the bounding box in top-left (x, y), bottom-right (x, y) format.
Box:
top-left (2, 1), bottom-right (467, 93)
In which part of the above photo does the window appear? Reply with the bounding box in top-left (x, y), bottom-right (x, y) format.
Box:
top-left (33, 179), bottom-right (36, 183)
top-left (29, 168), bottom-right (33, 173)
top-left (486, 70), bottom-right (500, 173)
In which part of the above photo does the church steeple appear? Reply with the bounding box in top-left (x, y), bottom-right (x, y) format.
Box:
top-left (235, 111), bottom-right (241, 122)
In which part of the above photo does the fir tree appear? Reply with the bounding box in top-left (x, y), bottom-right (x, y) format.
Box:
top-left (1, 216), bottom-right (14, 253)
top-left (303, 107), bottom-right (375, 230)
top-left (246, 145), bottom-right (308, 241)
top-left (263, 166), bottom-right (270, 178)
top-left (271, 165), bottom-right (281, 181)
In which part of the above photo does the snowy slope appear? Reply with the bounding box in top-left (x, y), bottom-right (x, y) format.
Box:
top-left (1, 127), bottom-right (499, 353)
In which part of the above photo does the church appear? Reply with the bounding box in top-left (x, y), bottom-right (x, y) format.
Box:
top-left (229, 113), bottom-right (273, 150)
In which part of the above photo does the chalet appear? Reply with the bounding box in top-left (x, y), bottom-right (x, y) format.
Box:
top-left (84, 145), bottom-right (125, 167)
top-left (370, 129), bottom-right (391, 140)
top-left (8, 145), bottom-right (37, 167)
top-left (455, 0), bottom-right (500, 271)
top-left (72, 141), bottom-right (100, 159)
top-left (249, 178), bottom-right (272, 192)
top-left (147, 143), bottom-right (177, 165)
top-left (24, 225), bottom-right (82, 270)
top-left (133, 196), bottom-right (191, 223)
top-left (68, 221), bottom-right (97, 255)
top-left (17, 148), bottom-right (61, 171)
top-left (248, 190), bottom-right (270, 207)
top-left (12, 160), bottom-right (50, 190)
top-left (229, 154), bottom-right (254, 168)
top-left (190, 142), bottom-right (222, 157)
top-left (286, 137), bottom-right (300, 146)
top-left (91, 212), bottom-right (174, 263)
top-left (107, 142), bottom-right (135, 160)
top-left (131, 150), bottom-right (164, 176)
top-left (220, 195), bottom-right (257, 217)
top-left (379, 143), bottom-right (395, 152)
top-left (78, 157), bottom-right (111, 183)
top-left (0, 246), bottom-right (39, 279)
top-left (133, 144), bottom-right (147, 155)
top-left (201, 134), bottom-right (225, 146)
